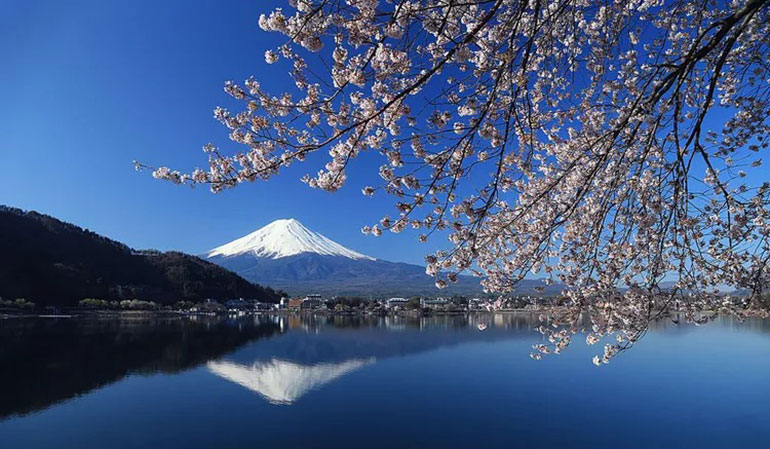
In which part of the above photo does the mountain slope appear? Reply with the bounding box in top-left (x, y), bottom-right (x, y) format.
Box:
top-left (206, 219), bottom-right (562, 297)
top-left (208, 251), bottom-right (477, 297)
top-left (0, 206), bottom-right (283, 306)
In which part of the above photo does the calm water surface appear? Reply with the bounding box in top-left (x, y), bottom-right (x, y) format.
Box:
top-left (1, 313), bottom-right (769, 448)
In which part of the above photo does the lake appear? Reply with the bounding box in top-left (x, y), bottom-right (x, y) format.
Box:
top-left (1, 313), bottom-right (769, 448)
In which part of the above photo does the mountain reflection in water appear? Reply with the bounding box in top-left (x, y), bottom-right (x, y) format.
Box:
top-left (3, 313), bottom-right (770, 449)
top-left (208, 358), bottom-right (375, 405)
top-left (204, 314), bottom-right (540, 405)
top-left (0, 313), bottom-right (537, 416)
top-left (3, 313), bottom-right (770, 419)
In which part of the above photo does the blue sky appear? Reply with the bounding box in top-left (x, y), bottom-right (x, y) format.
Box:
top-left (0, 0), bottom-right (446, 265)
top-left (3, 0), bottom-right (762, 271)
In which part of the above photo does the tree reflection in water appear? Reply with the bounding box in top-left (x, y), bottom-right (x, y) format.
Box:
top-left (0, 315), bottom-right (280, 419)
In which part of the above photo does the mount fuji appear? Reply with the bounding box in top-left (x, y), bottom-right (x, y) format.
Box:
top-left (207, 219), bottom-right (373, 261)
top-left (205, 219), bottom-right (557, 297)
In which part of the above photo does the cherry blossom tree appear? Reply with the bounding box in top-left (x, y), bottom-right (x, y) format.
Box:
top-left (140, 0), bottom-right (770, 364)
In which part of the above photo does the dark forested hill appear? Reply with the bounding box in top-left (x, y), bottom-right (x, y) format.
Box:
top-left (0, 206), bottom-right (283, 306)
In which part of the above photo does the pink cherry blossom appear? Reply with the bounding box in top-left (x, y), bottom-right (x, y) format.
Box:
top-left (141, 0), bottom-right (770, 363)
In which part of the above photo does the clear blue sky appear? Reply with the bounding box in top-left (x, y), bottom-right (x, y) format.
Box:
top-left (0, 0), bottom-right (447, 265)
top-left (3, 0), bottom-right (756, 269)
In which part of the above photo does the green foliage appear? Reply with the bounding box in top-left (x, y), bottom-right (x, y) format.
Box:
top-left (119, 299), bottom-right (159, 310)
top-left (173, 300), bottom-right (197, 310)
top-left (326, 296), bottom-right (368, 309)
top-left (407, 298), bottom-right (422, 310)
top-left (79, 298), bottom-right (111, 309)
top-left (0, 298), bottom-right (36, 310)
top-left (195, 300), bottom-right (225, 312)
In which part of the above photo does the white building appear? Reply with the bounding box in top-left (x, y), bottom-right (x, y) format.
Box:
top-left (420, 298), bottom-right (449, 308)
top-left (386, 297), bottom-right (409, 308)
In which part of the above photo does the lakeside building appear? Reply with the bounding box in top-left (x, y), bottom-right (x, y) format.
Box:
top-left (301, 294), bottom-right (324, 310)
top-left (280, 294), bottom-right (327, 311)
top-left (254, 302), bottom-right (274, 311)
top-left (386, 297), bottom-right (409, 309)
top-left (468, 298), bottom-right (485, 310)
top-left (224, 298), bottom-right (278, 312)
top-left (420, 298), bottom-right (449, 309)
top-left (287, 298), bottom-right (304, 310)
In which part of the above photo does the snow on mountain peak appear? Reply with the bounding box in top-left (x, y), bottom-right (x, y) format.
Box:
top-left (207, 218), bottom-right (375, 260)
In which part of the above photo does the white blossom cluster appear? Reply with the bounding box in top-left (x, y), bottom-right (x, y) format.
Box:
top-left (143, 0), bottom-right (770, 363)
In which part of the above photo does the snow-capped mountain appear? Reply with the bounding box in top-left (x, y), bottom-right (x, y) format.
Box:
top-left (207, 218), bottom-right (374, 260)
top-left (205, 219), bottom-right (559, 297)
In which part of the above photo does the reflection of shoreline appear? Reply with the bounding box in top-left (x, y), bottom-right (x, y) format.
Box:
top-left (208, 358), bottom-right (375, 405)
top-left (0, 314), bottom-right (537, 418)
top-left (0, 316), bottom-right (280, 420)
top-left (215, 314), bottom-right (545, 407)
top-left (204, 314), bottom-right (542, 406)
top-left (4, 313), bottom-right (769, 419)
top-left (277, 312), bottom-right (543, 333)
top-left (0, 310), bottom-right (544, 323)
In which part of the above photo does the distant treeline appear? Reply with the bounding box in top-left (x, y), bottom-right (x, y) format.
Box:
top-left (0, 205), bottom-right (285, 306)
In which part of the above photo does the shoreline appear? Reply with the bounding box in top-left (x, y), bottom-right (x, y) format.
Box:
top-left (0, 308), bottom-right (548, 320)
